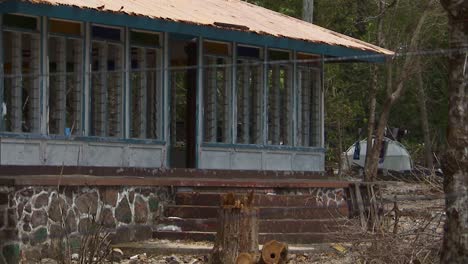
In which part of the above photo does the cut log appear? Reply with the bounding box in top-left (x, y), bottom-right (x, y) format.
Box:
top-left (210, 192), bottom-right (259, 264)
top-left (236, 252), bottom-right (257, 264)
top-left (260, 240), bottom-right (288, 264)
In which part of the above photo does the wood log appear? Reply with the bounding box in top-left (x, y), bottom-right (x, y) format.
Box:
top-left (210, 192), bottom-right (259, 264)
top-left (236, 252), bottom-right (257, 264)
top-left (260, 240), bottom-right (288, 264)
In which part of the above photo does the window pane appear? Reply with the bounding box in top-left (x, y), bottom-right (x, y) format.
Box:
top-left (203, 56), bottom-right (231, 143)
top-left (237, 46), bottom-right (260, 59)
top-left (92, 25), bottom-right (122, 42)
top-left (267, 50), bottom-right (292, 145)
top-left (2, 31), bottom-right (41, 133)
top-left (297, 64), bottom-right (321, 147)
top-left (204, 41), bottom-right (230, 56)
top-left (90, 41), bottom-right (123, 137)
top-left (3, 14), bottom-right (38, 30)
top-left (130, 47), bottom-right (161, 139)
top-left (50, 19), bottom-right (82, 36)
top-left (236, 59), bottom-right (263, 144)
top-left (130, 31), bottom-right (159, 47)
top-left (48, 37), bottom-right (83, 135)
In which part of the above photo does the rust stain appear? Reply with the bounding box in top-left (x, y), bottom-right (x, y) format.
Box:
top-left (23, 0), bottom-right (393, 55)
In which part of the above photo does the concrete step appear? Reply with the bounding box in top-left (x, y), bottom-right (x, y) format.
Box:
top-left (175, 192), bottom-right (347, 207)
top-left (153, 231), bottom-right (346, 244)
top-left (164, 205), bottom-right (349, 219)
top-left (158, 218), bottom-right (345, 233)
top-left (112, 240), bottom-right (336, 257)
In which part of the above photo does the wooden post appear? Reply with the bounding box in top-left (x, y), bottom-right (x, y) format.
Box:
top-left (210, 192), bottom-right (259, 264)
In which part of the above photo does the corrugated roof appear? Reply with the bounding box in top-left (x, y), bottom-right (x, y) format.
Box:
top-left (19, 0), bottom-right (393, 55)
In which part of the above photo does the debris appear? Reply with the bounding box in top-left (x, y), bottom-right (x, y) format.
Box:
top-left (330, 243), bottom-right (347, 254)
top-left (165, 255), bottom-right (182, 264)
top-left (157, 225), bottom-right (182, 232)
top-left (111, 248), bottom-right (124, 262)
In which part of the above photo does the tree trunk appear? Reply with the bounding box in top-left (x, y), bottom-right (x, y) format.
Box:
top-left (364, 0), bottom-right (385, 181)
top-left (439, 0), bottom-right (468, 263)
top-left (210, 193), bottom-right (259, 264)
top-left (302, 0), bottom-right (314, 23)
top-left (415, 59), bottom-right (434, 168)
top-left (365, 65), bottom-right (378, 181)
top-left (366, 1), bottom-right (431, 179)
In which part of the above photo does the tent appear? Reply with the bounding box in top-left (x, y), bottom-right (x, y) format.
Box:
top-left (343, 137), bottom-right (413, 172)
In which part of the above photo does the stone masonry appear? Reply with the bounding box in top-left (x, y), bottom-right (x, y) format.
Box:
top-left (0, 186), bottom-right (172, 263)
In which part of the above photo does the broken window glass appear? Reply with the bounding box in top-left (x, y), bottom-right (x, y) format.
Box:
top-left (203, 41), bottom-right (232, 143)
top-left (2, 29), bottom-right (41, 133)
top-left (297, 53), bottom-right (321, 147)
top-left (48, 20), bottom-right (83, 135)
top-left (90, 32), bottom-right (124, 138)
top-left (267, 50), bottom-right (293, 146)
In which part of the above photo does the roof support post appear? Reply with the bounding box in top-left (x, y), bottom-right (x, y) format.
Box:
top-left (262, 46), bottom-right (268, 146)
top-left (0, 14), bottom-right (4, 132)
top-left (292, 51), bottom-right (298, 147)
top-left (163, 32), bottom-right (169, 167)
top-left (196, 36), bottom-right (204, 168)
top-left (40, 16), bottom-right (48, 135)
top-left (231, 42), bottom-right (237, 144)
top-left (124, 27), bottom-right (130, 138)
top-left (83, 22), bottom-right (91, 136)
top-left (320, 55), bottom-right (325, 148)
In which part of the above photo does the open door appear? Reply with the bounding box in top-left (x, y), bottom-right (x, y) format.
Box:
top-left (169, 35), bottom-right (198, 168)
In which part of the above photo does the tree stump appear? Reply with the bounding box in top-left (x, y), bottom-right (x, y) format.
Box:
top-left (210, 192), bottom-right (259, 264)
top-left (260, 240), bottom-right (288, 264)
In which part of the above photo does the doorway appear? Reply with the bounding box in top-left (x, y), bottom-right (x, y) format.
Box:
top-left (169, 35), bottom-right (198, 168)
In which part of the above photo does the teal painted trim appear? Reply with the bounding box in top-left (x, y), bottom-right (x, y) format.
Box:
top-left (0, 132), bottom-right (166, 145)
top-left (0, 1), bottom-right (387, 63)
top-left (201, 142), bottom-right (326, 153)
top-left (0, 14), bottom-right (4, 132)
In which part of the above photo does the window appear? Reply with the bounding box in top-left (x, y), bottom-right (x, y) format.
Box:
top-left (297, 53), bottom-right (321, 147)
top-left (130, 30), bottom-right (162, 139)
top-left (236, 45), bottom-right (263, 144)
top-left (267, 49), bottom-right (292, 145)
top-left (90, 25), bottom-right (124, 137)
top-left (203, 41), bottom-right (232, 143)
top-left (48, 19), bottom-right (83, 135)
top-left (2, 14), bottom-right (41, 133)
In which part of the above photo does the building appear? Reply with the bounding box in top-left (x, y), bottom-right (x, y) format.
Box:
top-left (0, 0), bottom-right (392, 172)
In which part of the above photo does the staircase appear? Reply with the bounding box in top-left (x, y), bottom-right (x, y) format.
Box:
top-left (154, 190), bottom-right (351, 244)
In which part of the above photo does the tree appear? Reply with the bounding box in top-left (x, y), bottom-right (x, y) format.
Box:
top-left (364, 0), bottom-right (435, 180)
top-left (303, 0), bottom-right (314, 23)
top-left (439, 0), bottom-right (468, 263)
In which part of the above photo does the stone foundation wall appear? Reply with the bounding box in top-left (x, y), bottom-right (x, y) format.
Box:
top-left (0, 185), bottom-right (172, 263)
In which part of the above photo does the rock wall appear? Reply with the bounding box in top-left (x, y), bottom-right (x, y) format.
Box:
top-left (0, 185), bottom-right (172, 263)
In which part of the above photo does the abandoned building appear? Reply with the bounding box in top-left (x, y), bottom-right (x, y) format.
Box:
top-left (0, 0), bottom-right (393, 262)
top-left (0, 0), bottom-right (392, 171)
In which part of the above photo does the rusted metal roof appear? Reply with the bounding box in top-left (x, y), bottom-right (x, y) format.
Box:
top-left (19, 0), bottom-right (393, 55)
